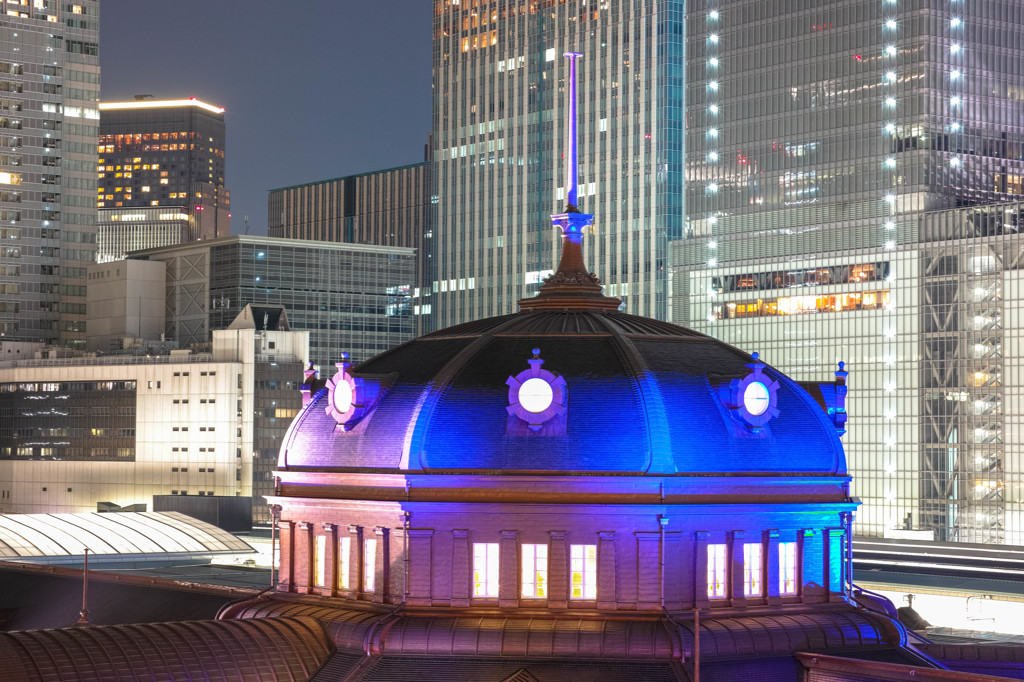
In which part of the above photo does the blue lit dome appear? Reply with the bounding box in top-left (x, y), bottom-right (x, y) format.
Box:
top-left (280, 252), bottom-right (847, 478)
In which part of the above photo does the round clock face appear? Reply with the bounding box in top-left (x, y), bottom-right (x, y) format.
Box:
top-left (743, 381), bottom-right (771, 416)
top-left (518, 377), bottom-right (554, 414)
top-left (332, 380), bottom-right (354, 414)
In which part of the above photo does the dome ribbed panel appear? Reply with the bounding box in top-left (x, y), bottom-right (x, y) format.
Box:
top-left (421, 337), bottom-right (648, 471)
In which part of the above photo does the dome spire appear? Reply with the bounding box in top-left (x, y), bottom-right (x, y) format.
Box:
top-left (519, 52), bottom-right (621, 312)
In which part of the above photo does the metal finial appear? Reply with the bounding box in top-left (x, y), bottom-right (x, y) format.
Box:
top-left (563, 52), bottom-right (583, 211)
top-left (76, 548), bottom-right (90, 625)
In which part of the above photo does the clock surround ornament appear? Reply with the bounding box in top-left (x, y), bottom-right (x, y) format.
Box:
top-left (721, 351), bottom-right (780, 432)
top-left (325, 352), bottom-right (390, 432)
top-left (506, 348), bottom-right (568, 431)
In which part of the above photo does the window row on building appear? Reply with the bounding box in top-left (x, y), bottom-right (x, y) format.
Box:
top-left (279, 521), bottom-right (843, 609)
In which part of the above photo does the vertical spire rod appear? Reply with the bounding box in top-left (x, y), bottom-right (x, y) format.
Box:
top-left (564, 52), bottom-right (583, 210)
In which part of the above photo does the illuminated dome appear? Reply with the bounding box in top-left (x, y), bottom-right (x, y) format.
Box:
top-left (280, 305), bottom-right (848, 476)
top-left (219, 56), bottom-right (928, 681)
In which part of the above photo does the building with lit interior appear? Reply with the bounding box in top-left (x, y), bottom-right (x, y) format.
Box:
top-left (96, 97), bottom-right (230, 262)
top-left (671, 1), bottom-right (1024, 546)
top-left (0, 316), bottom-right (307, 527)
top-left (130, 235), bottom-right (416, 371)
top-left (268, 161), bottom-right (432, 332)
top-left (2, 55), bottom-right (1024, 682)
top-left (0, 1), bottom-right (99, 348)
top-left (430, 0), bottom-right (685, 329)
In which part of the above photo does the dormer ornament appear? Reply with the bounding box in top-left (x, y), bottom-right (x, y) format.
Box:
top-left (720, 352), bottom-right (780, 432)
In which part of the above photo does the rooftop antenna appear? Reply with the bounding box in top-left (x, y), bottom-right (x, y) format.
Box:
top-left (76, 548), bottom-right (91, 625)
top-left (517, 52), bottom-right (620, 312)
top-left (563, 51), bottom-right (583, 212)
top-left (244, 215), bottom-right (250, 235)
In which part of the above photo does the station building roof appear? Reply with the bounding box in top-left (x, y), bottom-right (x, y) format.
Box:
top-left (0, 512), bottom-right (252, 564)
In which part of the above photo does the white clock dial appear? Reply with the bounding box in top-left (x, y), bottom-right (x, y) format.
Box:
top-left (332, 380), bottom-right (354, 414)
top-left (518, 377), bottom-right (554, 413)
top-left (743, 381), bottom-right (770, 416)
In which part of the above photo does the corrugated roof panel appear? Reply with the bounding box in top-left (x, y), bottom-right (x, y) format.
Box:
top-left (0, 512), bottom-right (252, 559)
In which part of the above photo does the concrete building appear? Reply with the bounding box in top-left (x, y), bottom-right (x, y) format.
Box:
top-left (97, 98), bottom-right (230, 262)
top-left (430, 0), bottom-right (685, 329)
top-left (671, 0), bottom-right (1024, 546)
top-left (85, 258), bottom-right (166, 353)
top-left (267, 162), bottom-right (432, 333)
top-left (0, 1), bottom-right (100, 348)
top-left (0, 322), bottom-right (308, 526)
top-left (130, 235), bottom-right (416, 371)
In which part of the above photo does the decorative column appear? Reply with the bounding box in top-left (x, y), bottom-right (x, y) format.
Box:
top-left (693, 531), bottom-right (710, 609)
top-left (451, 529), bottom-right (470, 607)
top-left (663, 531), bottom-right (683, 610)
top-left (374, 526), bottom-right (389, 604)
top-left (322, 523), bottom-right (338, 596)
top-left (826, 528), bottom-right (845, 602)
top-left (729, 530), bottom-right (746, 607)
top-left (407, 529), bottom-right (434, 606)
top-left (765, 529), bottom-right (781, 605)
top-left (350, 525), bottom-right (363, 598)
top-left (800, 528), bottom-right (824, 602)
top-left (635, 531), bottom-right (661, 610)
top-left (278, 519), bottom-right (295, 592)
top-left (596, 531), bottom-right (617, 609)
top-left (296, 522), bottom-right (314, 594)
top-left (548, 531), bottom-right (568, 608)
top-left (499, 530), bottom-right (519, 607)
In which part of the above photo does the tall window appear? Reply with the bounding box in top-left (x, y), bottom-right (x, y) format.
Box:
top-left (779, 541), bottom-right (797, 595)
top-left (708, 543), bottom-right (727, 598)
top-left (363, 537), bottom-right (377, 592)
top-left (338, 536), bottom-right (351, 590)
top-left (521, 543), bottom-right (548, 598)
top-left (743, 543), bottom-right (763, 597)
top-left (314, 535), bottom-right (326, 587)
top-left (473, 542), bottom-right (499, 597)
top-left (570, 544), bottom-right (597, 600)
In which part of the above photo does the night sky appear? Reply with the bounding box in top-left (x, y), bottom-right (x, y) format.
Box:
top-left (100, 1), bottom-right (432, 235)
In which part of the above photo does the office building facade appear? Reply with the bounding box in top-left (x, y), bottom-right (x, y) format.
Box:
top-left (0, 325), bottom-right (307, 525)
top-left (97, 98), bottom-right (230, 262)
top-left (672, 1), bottom-right (1024, 544)
top-left (430, 0), bottom-right (685, 329)
top-left (131, 235), bottom-right (416, 372)
top-left (268, 162), bottom-right (432, 332)
top-left (0, 1), bottom-right (100, 348)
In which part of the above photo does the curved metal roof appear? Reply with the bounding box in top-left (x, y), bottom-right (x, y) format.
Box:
top-left (0, 512), bottom-right (252, 561)
top-left (0, 616), bottom-right (332, 682)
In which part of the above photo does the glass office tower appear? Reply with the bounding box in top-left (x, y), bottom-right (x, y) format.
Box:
top-left (673, 0), bottom-right (1024, 544)
top-left (97, 98), bottom-right (230, 262)
top-left (0, 1), bottom-right (100, 348)
top-left (431, 0), bottom-right (685, 328)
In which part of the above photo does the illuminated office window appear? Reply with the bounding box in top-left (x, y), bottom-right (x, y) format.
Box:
top-left (314, 535), bottom-right (326, 587)
top-left (708, 544), bottom-right (727, 598)
top-left (473, 542), bottom-right (499, 597)
top-left (363, 537), bottom-right (377, 592)
top-left (779, 541), bottom-right (798, 595)
top-left (338, 536), bottom-right (351, 590)
top-left (521, 543), bottom-right (548, 598)
top-left (570, 544), bottom-right (597, 600)
top-left (743, 543), bottom-right (763, 597)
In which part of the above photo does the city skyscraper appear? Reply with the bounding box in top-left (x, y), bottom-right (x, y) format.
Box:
top-left (0, 0), bottom-right (100, 348)
top-left (672, 1), bottom-right (1024, 544)
top-left (430, 0), bottom-right (685, 329)
top-left (268, 162), bottom-right (432, 332)
top-left (96, 98), bottom-right (230, 262)
top-left (130, 235), bottom-right (416, 371)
